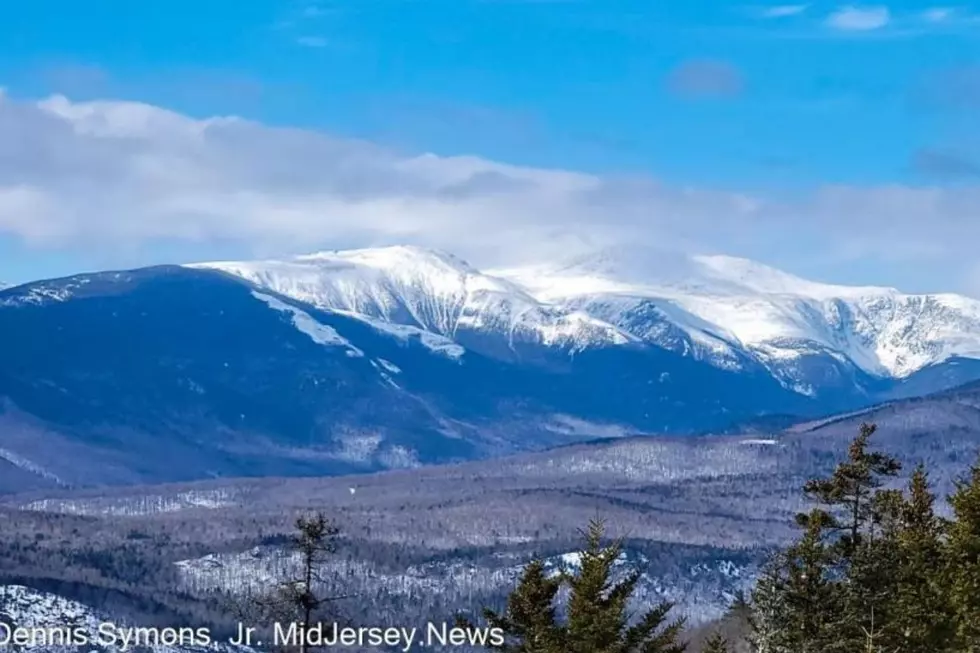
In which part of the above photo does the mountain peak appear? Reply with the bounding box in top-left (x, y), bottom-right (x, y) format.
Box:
top-left (186, 244), bottom-right (980, 381)
top-left (295, 245), bottom-right (479, 276)
top-left (691, 254), bottom-right (898, 298)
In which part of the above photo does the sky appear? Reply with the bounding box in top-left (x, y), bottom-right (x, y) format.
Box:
top-left (0, 0), bottom-right (979, 294)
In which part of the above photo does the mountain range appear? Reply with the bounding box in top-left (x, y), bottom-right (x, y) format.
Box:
top-left (3, 245), bottom-right (980, 488)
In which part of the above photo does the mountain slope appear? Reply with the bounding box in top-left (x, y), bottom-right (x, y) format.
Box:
top-left (192, 245), bottom-right (980, 403)
top-left (494, 249), bottom-right (980, 392)
top-left (0, 265), bottom-right (808, 490)
top-left (190, 247), bottom-right (633, 358)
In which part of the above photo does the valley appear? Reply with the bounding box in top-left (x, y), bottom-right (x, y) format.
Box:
top-left (3, 383), bottom-right (980, 650)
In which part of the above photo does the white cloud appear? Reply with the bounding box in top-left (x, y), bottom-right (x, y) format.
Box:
top-left (759, 4), bottom-right (809, 18)
top-left (0, 92), bottom-right (978, 293)
top-left (826, 5), bottom-right (891, 30)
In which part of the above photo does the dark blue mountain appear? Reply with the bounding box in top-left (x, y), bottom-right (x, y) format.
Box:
top-left (0, 265), bottom-right (822, 489)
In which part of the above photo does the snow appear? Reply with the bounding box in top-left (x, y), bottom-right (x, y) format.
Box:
top-left (173, 545), bottom-right (744, 626)
top-left (0, 447), bottom-right (64, 485)
top-left (0, 278), bottom-right (90, 306)
top-left (0, 585), bottom-right (253, 652)
top-left (334, 309), bottom-right (466, 360)
top-left (22, 489), bottom-right (239, 516)
top-left (250, 291), bottom-right (364, 357)
top-left (190, 246), bottom-right (631, 353)
top-left (492, 246), bottom-right (980, 379)
top-left (192, 245), bottom-right (980, 381)
top-left (375, 358), bottom-right (402, 374)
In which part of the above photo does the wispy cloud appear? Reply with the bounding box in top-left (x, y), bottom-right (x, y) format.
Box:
top-left (296, 36), bottom-right (329, 48)
top-left (665, 60), bottom-right (744, 99)
top-left (1, 92), bottom-right (979, 293)
top-left (759, 4), bottom-right (810, 18)
top-left (826, 5), bottom-right (891, 30)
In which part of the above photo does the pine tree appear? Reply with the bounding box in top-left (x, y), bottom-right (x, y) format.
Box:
top-left (774, 510), bottom-right (841, 653)
top-left (232, 513), bottom-right (344, 653)
top-left (702, 633), bottom-right (729, 653)
top-left (887, 465), bottom-right (954, 653)
top-left (563, 519), bottom-right (686, 653)
top-left (468, 519), bottom-right (687, 653)
top-left (946, 456), bottom-right (980, 653)
top-left (747, 559), bottom-right (788, 653)
top-left (799, 422), bottom-right (902, 650)
top-left (462, 558), bottom-right (564, 653)
top-left (803, 423), bottom-right (902, 554)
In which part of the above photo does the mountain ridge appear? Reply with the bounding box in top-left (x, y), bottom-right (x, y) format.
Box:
top-left (191, 245), bottom-right (980, 397)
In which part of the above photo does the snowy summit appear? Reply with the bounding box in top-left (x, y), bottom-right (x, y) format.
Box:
top-left (190, 245), bottom-right (980, 390)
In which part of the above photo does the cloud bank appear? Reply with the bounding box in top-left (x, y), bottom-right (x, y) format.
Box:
top-left (0, 91), bottom-right (977, 292)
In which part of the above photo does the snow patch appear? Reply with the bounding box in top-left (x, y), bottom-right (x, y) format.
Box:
top-left (376, 358), bottom-right (402, 374)
top-left (0, 585), bottom-right (252, 652)
top-left (0, 447), bottom-right (64, 484)
top-left (251, 291), bottom-right (364, 357)
top-left (338, 310), bottom-right (465, 359)
top-left (23, 489), bottom-right (237, 516)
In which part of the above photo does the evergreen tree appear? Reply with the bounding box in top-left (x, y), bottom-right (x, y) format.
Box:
top-left (888, 465), bottom-right (954, 653)
top-left (232, 512), bottom-right (344, 653)
top-left (563, 519), bottom-right (686, 653)
top-left (746, 560), bottom-right (788, 653)
top-left (773, 510), bottom-right (841, 653)
top-left (284, 513), bottom-right (343, 653)
top-left (461, 558), bottom-right (563, 653)
top-left (701, 633), bottom-right (729, 653)
top-left (947, 456), bottom-right (980, 652)
top-left (467, 519), bottom-right (687, 653)
top-left (799, 422), bottom-right (902, 651)
top-left (802, 422), bottom-right (901, 554)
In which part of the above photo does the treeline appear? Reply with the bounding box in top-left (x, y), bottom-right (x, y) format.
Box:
top-left (464, 422), bottom-right (980, 652)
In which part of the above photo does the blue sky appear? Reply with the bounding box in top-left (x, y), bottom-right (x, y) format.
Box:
top-left (0, 0), bottom-right (978, 292)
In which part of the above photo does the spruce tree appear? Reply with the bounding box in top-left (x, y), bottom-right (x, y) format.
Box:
top-left (281, 513), bottom-right (343, 653)
top-left (799, 422), bottom-right (902, 650)
top-left (747, 559), bottom-right (789, 653)
top-left (888, 465), bottom-right (954, 653)
top-left (802, 422), bottom-right (901, 554)
top-left (462, 558), bottom-right (564, 653)
top-left (564, 519), bottom-right (686, 653)
top-left (773, 510), bottom-right (840, 653)
top-left (702, 633), bottom-right (729, 653)
top-left (468, 518), bottom-right (687, 653)
top-left (230, 512), bottom-right (344, 653)
top-left (946, 456), bottom-right (980, 652)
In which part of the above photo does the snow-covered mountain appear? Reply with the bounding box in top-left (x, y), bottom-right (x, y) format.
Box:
top-left (190, 246), bottom-right (631, 354)
top-left (3, 246), bottom-right (980, 490)
top-left (193, 245), bottom-right (980, 398)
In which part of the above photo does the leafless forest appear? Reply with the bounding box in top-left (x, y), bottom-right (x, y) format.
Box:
top-left (2, 392), bottom-right (979, 651)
